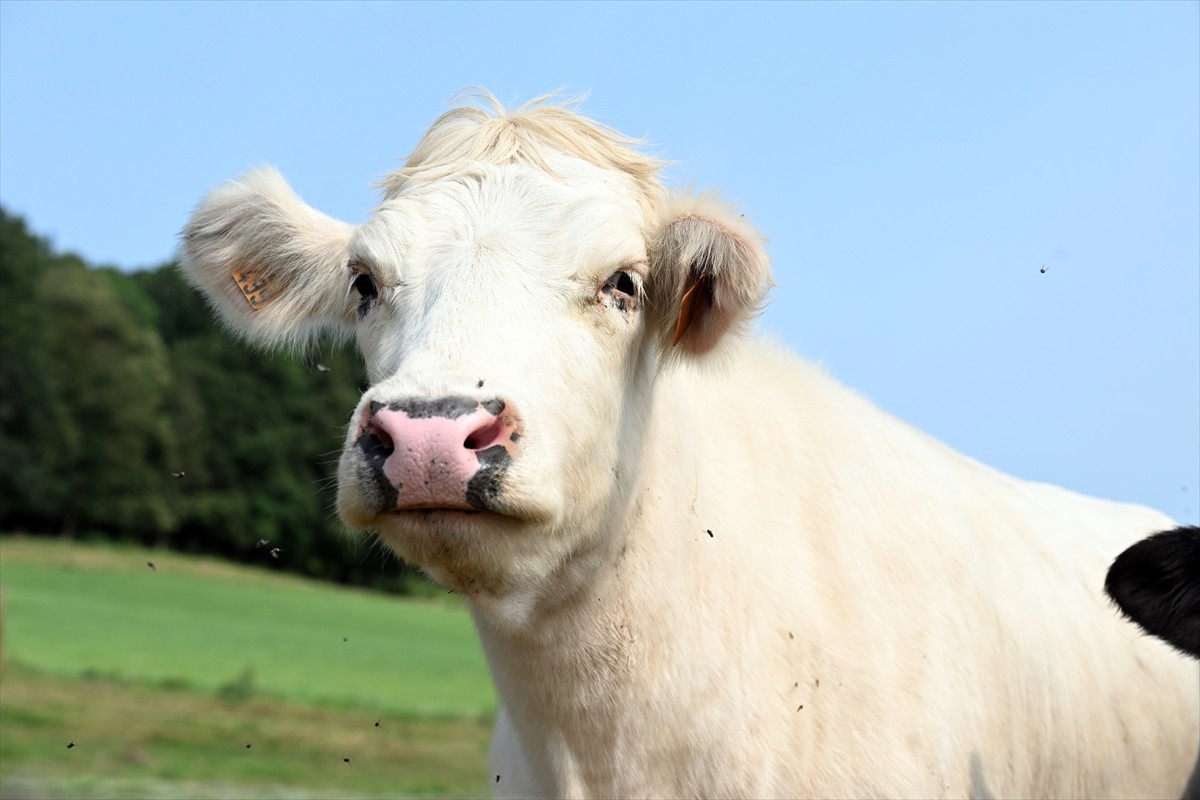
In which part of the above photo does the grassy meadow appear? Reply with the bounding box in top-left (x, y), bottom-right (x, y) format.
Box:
top-left (0, 537), bottom-right (496, 799)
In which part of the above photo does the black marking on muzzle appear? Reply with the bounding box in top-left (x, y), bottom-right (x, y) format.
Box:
top-left (466, 445), bottom-right (513, 511)
top-left (356, 431), bottom-right (398, 509)
top-left (382, 396), bottom-right (505, 420)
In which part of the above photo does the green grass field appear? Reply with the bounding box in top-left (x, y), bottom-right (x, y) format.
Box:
top-left (0, 537), bottom-right (496, 799)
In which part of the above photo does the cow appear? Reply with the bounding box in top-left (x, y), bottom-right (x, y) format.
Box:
top-left (181, 93), bottom-right (1199, 799)
top-left (1106, 525), bottom-right (1200, 659)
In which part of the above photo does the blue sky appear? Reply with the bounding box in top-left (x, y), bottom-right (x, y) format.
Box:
top-left (2, 0), bottom-right (1197, 526)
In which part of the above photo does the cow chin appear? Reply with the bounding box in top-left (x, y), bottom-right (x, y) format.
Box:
top-left (369, 506), bottom-right (571, 598)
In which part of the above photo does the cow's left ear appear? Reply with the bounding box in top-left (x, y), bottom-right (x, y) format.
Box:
top-left (648, 193), bottom-right (772, 356)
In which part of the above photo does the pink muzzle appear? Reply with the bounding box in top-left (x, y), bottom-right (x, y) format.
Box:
top-left (354, 396), bottom-right (519, 512)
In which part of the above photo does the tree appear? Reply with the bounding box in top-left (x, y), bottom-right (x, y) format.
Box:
top-left (0, 211), bottom-right (73, 527)
top-left (37, 258), bottom-right (176, 536)
top-left (1, 212), bottom-right (175, 537)
top-left (1, 208), bottom-right (421, 592)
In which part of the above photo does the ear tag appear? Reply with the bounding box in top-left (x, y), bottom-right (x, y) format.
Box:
top-left (672, 274), bottom-right (713, 346)
top-left (231, 265), bottom-right (278, 311)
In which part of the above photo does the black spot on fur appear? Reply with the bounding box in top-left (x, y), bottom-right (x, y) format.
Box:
top-left (466, 445), bottom-right (512, 511)
top-left (385, 395), bottom-right (504, 420)
top-left (1105, 525), bottom-right (1200, 658)
top-left (356, 431), bottom-right (399, 509)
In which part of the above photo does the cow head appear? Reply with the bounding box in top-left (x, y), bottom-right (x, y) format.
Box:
top-left (181, 94), bottom-right (770, 623)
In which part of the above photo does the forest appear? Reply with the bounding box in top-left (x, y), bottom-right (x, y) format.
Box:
top-left (0, 207), bottom-right (425, 593)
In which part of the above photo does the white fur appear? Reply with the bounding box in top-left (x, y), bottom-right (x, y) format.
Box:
top-left (180, 93), bottom-right (1199, 799)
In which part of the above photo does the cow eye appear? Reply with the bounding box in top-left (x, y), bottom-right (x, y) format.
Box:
top-left (601, 270), bottom-right (640, 311)
top-left (351, 273), bottom-right (378, 317)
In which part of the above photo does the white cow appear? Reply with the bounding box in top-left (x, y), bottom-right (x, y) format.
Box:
top-left (181, 93), bottom-right (1199, 799)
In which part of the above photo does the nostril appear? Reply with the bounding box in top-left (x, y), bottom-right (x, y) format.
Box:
top-left (362, 420), bottom-right (395, 458)
top-left (464, 417), bottom-right (507, 451)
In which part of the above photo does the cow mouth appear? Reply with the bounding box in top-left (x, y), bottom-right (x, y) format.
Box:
top-left (387, 482), bottom-right (511, 517)
top-left (379, 502), bottom-right (518, 521)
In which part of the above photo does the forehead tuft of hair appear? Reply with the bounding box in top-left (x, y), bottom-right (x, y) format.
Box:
top-left (378, 90), bottom-right (665, 216)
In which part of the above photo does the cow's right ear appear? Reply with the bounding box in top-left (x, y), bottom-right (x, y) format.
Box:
top-left (647, 192), bottom-right (772, 358)
top-left (180, 167), bottom-right (357, 350)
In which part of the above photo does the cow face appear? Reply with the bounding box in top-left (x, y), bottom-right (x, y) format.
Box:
top-left (180, 100), bottom-right (769, 617)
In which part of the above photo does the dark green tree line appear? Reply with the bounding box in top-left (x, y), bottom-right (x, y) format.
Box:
top-left (0, 208), bottom-right (420, 592)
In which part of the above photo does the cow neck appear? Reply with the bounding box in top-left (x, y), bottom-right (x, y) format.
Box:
top-left (469, 523), bottom-right (662, 795)
top-left (468, 372), bottom-right (699, 793)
